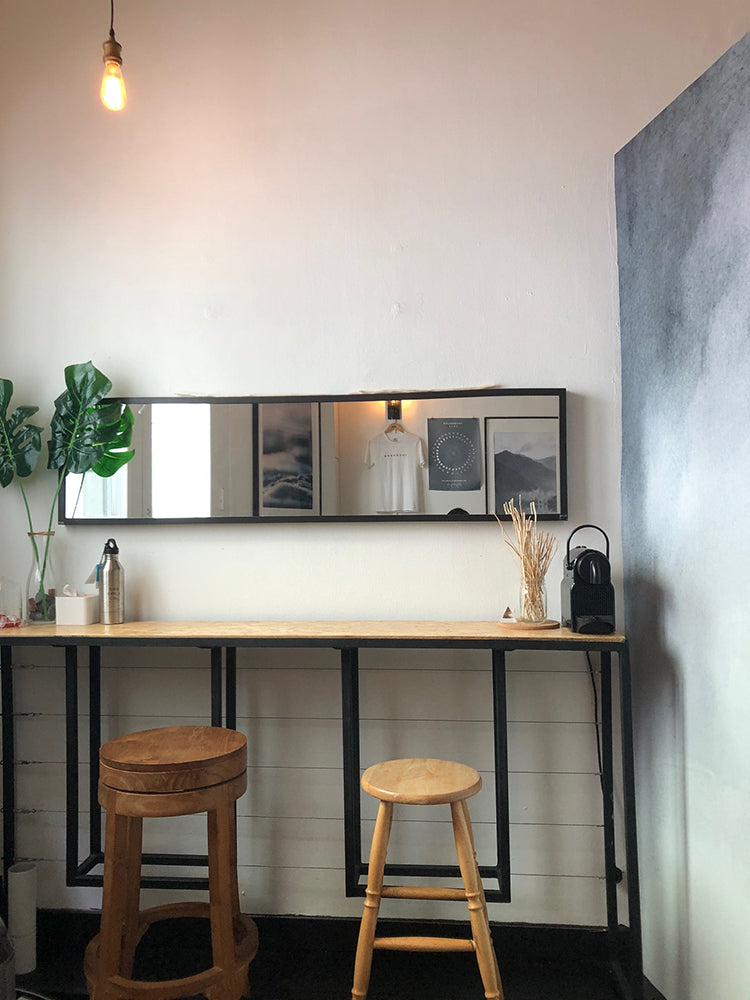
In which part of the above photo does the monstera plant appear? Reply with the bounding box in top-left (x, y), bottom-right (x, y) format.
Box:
top-left (0, 361), bottom-right (134, 622)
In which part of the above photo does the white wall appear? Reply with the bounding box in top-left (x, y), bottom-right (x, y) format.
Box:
top-left (0, 0), bottom-right (747, 617)
top-left (1, 0), bottom-right (747, 962)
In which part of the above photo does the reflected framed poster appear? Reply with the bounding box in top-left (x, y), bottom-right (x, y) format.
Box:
top-left (259, 402), bottom-right (320, 516)
top-left (485, 417), bottom-right (561, 517)
top-left (427, 417), bottom-right (482, 491)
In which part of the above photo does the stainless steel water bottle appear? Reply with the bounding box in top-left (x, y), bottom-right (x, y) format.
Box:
top-left (100, 538), bottom-right (124, 624)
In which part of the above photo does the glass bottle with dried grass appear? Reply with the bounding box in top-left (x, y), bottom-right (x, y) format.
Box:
top-left (497, 497), bottom-right (558, 624)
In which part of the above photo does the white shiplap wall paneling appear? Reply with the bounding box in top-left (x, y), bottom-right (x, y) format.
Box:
top-left (10, 642), bottom-right (606, 925)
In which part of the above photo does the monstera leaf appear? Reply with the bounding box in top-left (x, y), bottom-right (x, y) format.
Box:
top-left (47, 362), bottom-right (134, 477)
top-left (91, 403), bottom-right (135, 478)
top-left (0, 378), bottom-right (43, 487)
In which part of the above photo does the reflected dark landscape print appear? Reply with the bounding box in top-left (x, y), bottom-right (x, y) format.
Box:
top-left (262, 403), bottom-right (314, 510)
top-left (492, 429), bottom-right (557, 514)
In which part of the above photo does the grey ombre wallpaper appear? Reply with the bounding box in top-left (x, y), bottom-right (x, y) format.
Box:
top-left (615, 33), bottom-right (749, 1000)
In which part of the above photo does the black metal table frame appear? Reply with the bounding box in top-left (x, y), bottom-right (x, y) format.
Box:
top-left (0, 629), bottom-right (642, 1000)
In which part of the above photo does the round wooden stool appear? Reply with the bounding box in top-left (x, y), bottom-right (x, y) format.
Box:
top-left (351, 758), bottom-right (504, 1000)
top-left (84, 725), bottom-right (258, 1000)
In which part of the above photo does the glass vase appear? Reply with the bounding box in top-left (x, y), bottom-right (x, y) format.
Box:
top-left (518, 575), bottom-right (547, 624)
top-left (26, 531), bottom-right (57, 624)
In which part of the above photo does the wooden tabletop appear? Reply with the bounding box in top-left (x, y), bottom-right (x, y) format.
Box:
top-left (0, 620), bottom-right (626, 647)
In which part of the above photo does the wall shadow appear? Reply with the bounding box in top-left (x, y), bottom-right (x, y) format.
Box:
top-left (624, 573), bottom-right (688, 999)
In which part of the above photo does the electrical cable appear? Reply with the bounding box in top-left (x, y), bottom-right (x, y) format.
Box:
top-left (585, 650), bottom-right (604, 792)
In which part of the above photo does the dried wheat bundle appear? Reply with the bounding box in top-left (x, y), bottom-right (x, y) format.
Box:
top-left (496, 497), bottom-right (558, 620)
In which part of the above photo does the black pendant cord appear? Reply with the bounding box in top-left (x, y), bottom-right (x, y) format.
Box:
top-left (109, 0), bottom-right (116, 38)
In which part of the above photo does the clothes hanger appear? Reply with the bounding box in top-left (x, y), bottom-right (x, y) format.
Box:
top-left (385, 420), bottom-right (405, 434)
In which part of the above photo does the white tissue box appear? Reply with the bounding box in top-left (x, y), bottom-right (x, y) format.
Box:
top-left (56, 594), bottom-right (99, 625)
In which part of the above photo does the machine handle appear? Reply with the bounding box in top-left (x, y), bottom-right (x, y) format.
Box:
top-left (565, 524), bottom-right (610, 566)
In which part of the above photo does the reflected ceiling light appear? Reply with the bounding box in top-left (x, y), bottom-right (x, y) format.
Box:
top-left (100, 0), bottom-right (127, 111)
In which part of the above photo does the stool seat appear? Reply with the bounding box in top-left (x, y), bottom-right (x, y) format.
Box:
top-left (361, 758), bottom-right (482, 804)
top-left (99, 725), bottom-right (247, 794)
top-left (86, 725), bottom-right (257, 1000)
top-left (352, 757), bottom-right (503, 1000)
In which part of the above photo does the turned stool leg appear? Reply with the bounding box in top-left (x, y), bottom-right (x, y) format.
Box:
top-left (456, 800), bottom-right (496, 944)
top-left (118, 816), bottom-right (145, 978)
top-left (451, 800), bottom-right (503, 1000)
top-left (96, 812), bottom-right (144, 999)
top-left (229, 802), bottom-right (241, 921)
top-left (207, 794), bottom-right (247, 1000)
top-left (352, 800), bottom-right (393, 1000)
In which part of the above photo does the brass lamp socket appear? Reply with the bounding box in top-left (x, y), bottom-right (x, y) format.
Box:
top-left (102, 30), bottom-right (122, 65)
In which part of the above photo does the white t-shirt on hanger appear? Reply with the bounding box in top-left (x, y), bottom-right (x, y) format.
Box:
top-left (364, 428), bottom-right (427, 514)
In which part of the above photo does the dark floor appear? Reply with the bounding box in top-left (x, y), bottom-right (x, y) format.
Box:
top-left (19, 911), bottom-right (661, 1000)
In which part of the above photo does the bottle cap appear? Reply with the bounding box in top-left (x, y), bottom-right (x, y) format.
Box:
top-left (104, 538), bottom-right (119, 554)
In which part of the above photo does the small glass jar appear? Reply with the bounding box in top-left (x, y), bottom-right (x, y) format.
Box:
top-left (26, 531), bottom-right (57, 624)
top-left (518, 575), bottom-right (547, 624)
top-left (0, 576), bottom-right (22, 627)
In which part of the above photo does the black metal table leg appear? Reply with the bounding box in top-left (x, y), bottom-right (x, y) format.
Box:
top-left (225, 646), bottom-right (237, 730)
top-left (73, 646), bottom-right (106, 882)
top-left (65, 646), bottom-right (80, 885)
top-left (341, 645), bottom-right (512, 900)
top-left (619, 645), bottom-right (644, 1000)
top-left (210, 647), bottom-right (223, 727)
top-left (340, 647), bottom-right (362, 895)
top-left (69, 644), bottom-right (213, 889)
top-left (88, 647), bottom-right (102, 857)
top-left (601, 645), bottom-right (644, 1000)
top-left (1, 643), bottom-right (15, 918)
top-left (489, 648), bottom-right (511, 901)
top-left (600, 651), bottom-right (619, 932)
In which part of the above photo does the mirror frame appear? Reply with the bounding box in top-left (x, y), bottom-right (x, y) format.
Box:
top-left (58, 387), bottom-right (567, 525)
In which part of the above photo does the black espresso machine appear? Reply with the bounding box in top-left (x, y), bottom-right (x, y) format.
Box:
top-left (561, 525), bottom-right (615, 634)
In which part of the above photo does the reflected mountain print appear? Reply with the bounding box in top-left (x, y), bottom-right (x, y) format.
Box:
top-left (261, 403), bottom-right (315, 510)
top-left (492, 430), bottom-right (558, 514)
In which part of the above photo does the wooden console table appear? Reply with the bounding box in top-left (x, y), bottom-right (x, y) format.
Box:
top-left (0, 621), bottom-right (642, 1000)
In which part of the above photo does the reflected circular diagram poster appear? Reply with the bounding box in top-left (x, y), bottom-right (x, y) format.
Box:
top-left (428, 417), bottom-right (482, 491)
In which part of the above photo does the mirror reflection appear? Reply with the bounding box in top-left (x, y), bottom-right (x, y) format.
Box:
top-left (60, 389), bottom-right (567, 523)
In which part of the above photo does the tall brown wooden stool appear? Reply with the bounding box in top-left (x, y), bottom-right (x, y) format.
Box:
top-left (352, 758), bottom-right (503, 1000)
top-left (85, 725), bottom-right (258, 1000)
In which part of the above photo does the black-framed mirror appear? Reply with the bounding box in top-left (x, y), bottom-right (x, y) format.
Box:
top-left (59, 388), bottom-right (567, 524)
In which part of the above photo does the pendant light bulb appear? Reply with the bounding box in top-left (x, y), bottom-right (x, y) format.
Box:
top-left (101, 0), bottom-right (126, 112)
top-left (101, 29), bottom-right (126, 110)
